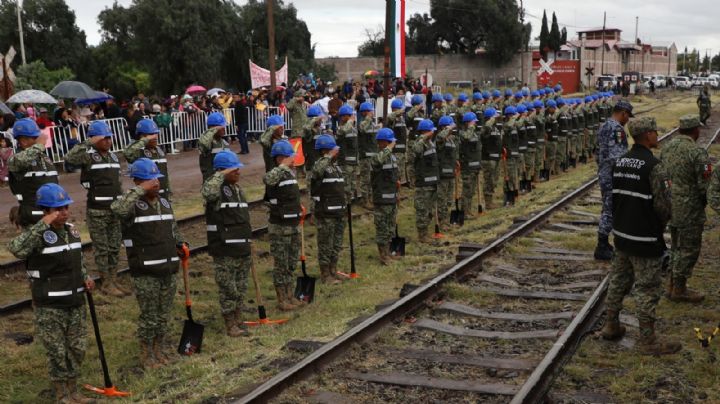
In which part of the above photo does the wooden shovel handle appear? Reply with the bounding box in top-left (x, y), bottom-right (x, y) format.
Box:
top-left (181, 245), bottom-right (191, 307)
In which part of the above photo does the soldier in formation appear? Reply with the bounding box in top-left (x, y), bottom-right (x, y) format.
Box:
top-left (370, 128), bottom-right (401, 264)
top-left (302, 105), bottom-right (324, 182)
top-left (357, 102), bottom-right (378, 208)
top-left (386, 98), bottom-right (408, 183)
top-left (124, 119), bottom-right (172, 198)
top-left (502, 106), bottom-right (519, 205)
top-left (202, 150), bottom-right (252, 337)
top-left (458, 112), bottom-right (482, 215)
top-left (412, 119), bottom-right (439, 243)
top-left (435, 115), bottom-right (457, 229)
top-left (697, 85), bottom-right (711, 125)
top-left (335, 105), bottom-right (359, 201)
top-left (260, 115), bottom-right (286, 172)
top-left (198, 112), bottom-right (229, 181)
top-left (405, 95), bottom-right (426, 187)
top-left (480, 107), bottom-right (502, 208)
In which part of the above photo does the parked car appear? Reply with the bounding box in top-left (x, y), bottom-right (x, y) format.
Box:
top-left (674, 76), bottom-right (692, 89)
top-left (692, 77), bottom-right (710, 87)
top-left (651, 75), bottom-right (667, 88)
top-left (710, 78), bottom-right (720, 89)
top-left (596, 75), bottom-right (615, 91)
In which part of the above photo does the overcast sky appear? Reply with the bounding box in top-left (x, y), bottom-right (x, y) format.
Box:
top-left (68, 0), bottom-right (719, 58)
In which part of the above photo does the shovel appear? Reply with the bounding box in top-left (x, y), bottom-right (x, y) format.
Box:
top-left (83, 291), bottom-right (131, 398)
top-left (449, 174), bottom-right (464, 226)
top-left (244, 245), bottom-right (289, 326)
top-left (337, 203), bottom-right (359, 279)
top-left (294, 205), bottom-right (317, 301)
top-left (433, 207), bottom-right (444, 239)
top-left (177, 245), bottom-right (204, 355)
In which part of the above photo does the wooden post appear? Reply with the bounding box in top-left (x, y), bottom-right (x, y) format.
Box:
top-left (382, 0), bottom-right (392, 126)
top-left (267, 0), bottom-right (276, 102)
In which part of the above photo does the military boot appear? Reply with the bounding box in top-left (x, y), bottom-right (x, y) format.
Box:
top-left (669, 278), bottom-right (705, 303)
top-left (53, 381), bottom-right (70, 404)
top-left (320, 264), bottom-right (341, 284)
top-left (593, 234), bottom-right (613, 261)
top-left (377, 244), bottom-right (391, 265)
top-left (139, 340), bottom-right (159, 369)
top-left (222, 313), bottom-right (246, 337)
top-left (274, 286), bottom-right (296, 311)
top-left (363, 197), bottom-right (374, 210)
top-left (286, 284), bottom-right (307, 306)
top-left (664, 277), bottom-right (674, 298)
top-left (233, 308), bottom-right (251, 336)
top-left (66, 379), bottom-right (95, 403)
top-left (417, 228), bottom-right (432, 244)
top-left (600, 309), bottom-right (626, 340)
top-left (110, 272), bottom-right (132, 296)
top-left (330, 262), bottom-right (349, 281)
top-left (99, 276), bottom-right (124, 298)
top-left (637, 321), bottom-right (681, 355)
top-left (152, 336), bottom-right (169, 365)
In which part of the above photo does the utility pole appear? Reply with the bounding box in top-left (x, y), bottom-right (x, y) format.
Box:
top-left (634, 16), bottom-right (638, 44)
top-left (16, 0), bottom-right (26, 65)
top-left (600, 12), bottom-right (606, 75)
top-left (706, 48), bottom-right (712, 72)
top-left (382, 0), bottom-right (392, 125)
top-left (266, 0), bottom-right (276, 101)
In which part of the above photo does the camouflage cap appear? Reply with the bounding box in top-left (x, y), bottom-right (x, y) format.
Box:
top-left (294, 89), bottom-right (306, 97)
top-left (679, 114), bottom-right (701, 130)
top-left (613, 99), bottom-right (634, 117)
top-left (628, 117), bottom-right (657, 137)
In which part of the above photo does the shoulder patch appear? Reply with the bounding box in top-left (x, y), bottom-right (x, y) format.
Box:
top-left (143, 149), bottom-right (153, 158)
top-left (43, 230), bottom-right (58, 244)
top-left (91, 153), bottom-right (102, 162)
top-left (704, 163), bottom-right (713, 180)
top-left (70, 227), bottom-right (80, 238)
top-left (160, 198), bottom-right (171, 209)
top-left (223, 186), bottom-right (233, 197)
top-left (135, 200), bottom-right (149, 210)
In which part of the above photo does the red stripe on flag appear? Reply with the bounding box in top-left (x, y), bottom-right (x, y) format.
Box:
top-left (400, 0), bottom-right (405, 78)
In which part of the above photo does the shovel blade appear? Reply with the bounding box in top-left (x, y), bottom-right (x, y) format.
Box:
top-left (390, 236), bottom-right (406, 256)
top-left (450, 210), bottom-right (465, 226)
top-left (177, 319), bottom-right (204, 355)
top-left (294, 275), bottom-right (316, 303)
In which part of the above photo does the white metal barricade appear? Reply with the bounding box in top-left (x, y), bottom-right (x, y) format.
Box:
top-left (246, 106), bottom-right (293, 135)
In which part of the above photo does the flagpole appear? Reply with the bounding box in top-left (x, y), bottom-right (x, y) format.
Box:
top-left (382, 0), bottom-right (392, 126)
top-left (267, 0), bottom-right (276, 101)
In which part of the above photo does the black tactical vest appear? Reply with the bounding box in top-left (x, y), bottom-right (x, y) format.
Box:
top-left (206, 182), bottom-right (252, 258)
top-left (546, 112), bottom-right (559, 142)
top-left (10, 150), bottom-right (59, 227)
top-left (267, 168), bottom-right (302, 226)
top-left (302, 121), bottom-right (322, 172)
top-left (27, 224), bottom-right (85, 308)
top-left (337, 122), bottom-right (359, 166)
top-left (557, 111), bottom-right (571, 138)
top-left (518, 118), bottom-right (529, 153)
top-left (481, 119), bottom-right (502, 161)
top-left (131, 145), bottom-right (170, 196)
top-left (414, 140), bottom-right (439, 188)
top-left (390, 111), bottom-right (408, 153)
top-left (535, 115), bottom-right (546, 143)
top-left (122, 197), bottom-right (179, 277)
top-left (371, 152), bottom-right (399, 205)
top-left (311, 160), bottom-right (346, 219)
top-left (199, 136), bottom-right (227, 181)
top-left (459, 127), bottom-right (482, 171)
top-left (437, 128), bottom-right (458, 178)
top-left (526, 118), bottom-right (537, 148)
top-left (504, 119), bottom-right (520, 157)
top-left (358, 118), bottom-right (378, 159)
top-left (612, 145), bottom-right (665, 257)
top-left (81, 148), bottom-right (122, 210)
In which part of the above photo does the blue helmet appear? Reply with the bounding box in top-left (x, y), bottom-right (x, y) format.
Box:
top-left (525, 102), bottom-right (534, 109)
top-left (533, 100), bottom-right (543, 109)
top-left (547, 88), bottom-right (555, 94)
top-left (88, 120), bottom-right (113, 137)
top-left (315, 134), bottom-right (338, 150)
top-left (530, 90), bottom-right (540, 97)
top-left (443, 93), bottom-right (453, 102)
top-left (417, 119), bottom-right (436, 132)
top-left (585, 95), bottom-right (593, 103)
top-left (376, 127), bottom-right (396, 142)
top-left (491, 89), bottom-right (501, 98)
top-left (271, 140), bottom-right (295, 158)
top-left (307, 105), bottom-right (322, 117)
top-left (539, 88), bottom-right (546, 95)
top-left (36, 183), bottom-right (73, 208)
top-left (411, 94), bottom-right (423, 105)
top-left (213, 150), bottom-right (244, 170)
top-left (338, 105), bottom-right (354, 116)
top-left (483, 107), bottom-right (498, 119)
top-left (504, 106), bottom-right (517, 115)
top-left (391, 98), bottom-right (404, 109)
top-left (462, 112), bottom-right (478, 123)
top-left (431, 93), bottom-right (444, 102)
top-left (514, 91), bottom-right (524, 99)
top-left (472, 92), bottom-right (482, 101)
top-left (522, 89), bottom-right (530, 96)
top-left (482, 91), bottom-right (490, 99)
top-left (608, 90), bottom-right (614, 95)
top-left (13, 118), bottom-right (41, 138)
top-left (546, 99), bottom-right (557, 108)
top-left (359, 102), bottom-right (374, 113)
top-left (516, 104), bottom-right (527, 114)
top-left (438, 116), bottom-right (454, 127)
top-left (457, 93), bottom-right (468, 102)
top-left (554, 84), bottom-right (562, 92)
top-left (130, 158), bottom-right (164, 180)
top-left (592, 94), bottom-right (599, 100)
top-left (136, 118), bottom-right (159, 135)
top-left (267, 115), bottom-right (285, 127)
top-left (504, 89), bottom-right (513, 96)
top-left (556, 98), bottom-right (566, 106)
top-left (207, 111), bottom-right (227, 127)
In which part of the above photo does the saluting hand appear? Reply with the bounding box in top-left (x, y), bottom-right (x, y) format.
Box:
top-left (41, 211), bottom-right (60, 226)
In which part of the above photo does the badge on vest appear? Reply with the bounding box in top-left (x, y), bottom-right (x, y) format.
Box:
top-left (92, 153), bottom-right (102, 162)
top-left (70, 227), bottom-right (81, 238)
top-left (111, 153), bottom-right (119, 162)
top-left (223, 186), bottom-right (233, 197)
top-left (143, 149), bottom-right (153, 158)
top-left (43, 230), bottom-right (58, 244)
top-left (136, 200), bottom-right (149, 210)
top-left (31, 160), bottom-right (37, 166)
top-left (703, 164), bottom-right (713, 180)
top-left (615, 130), bottom-right (625, 144)
top-left (161, 198), bottom-right (171, 209)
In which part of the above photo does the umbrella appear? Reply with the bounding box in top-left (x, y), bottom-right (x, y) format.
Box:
top-left (76, 91), bottom-right (114, 105)
top-left (364, 70), bottom-right (380, 77)
top-left (186, 85), bottom-right (207, 95)
top-left (7, 89), bottom-right (58, 104)
top-left (207, 88), bottom-right (226, 97)
top-left (50, 81), bottom-right (96, 99)
top-left (0, 101), bottom-right (11, 114)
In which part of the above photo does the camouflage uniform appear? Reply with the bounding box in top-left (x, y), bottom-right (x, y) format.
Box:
top-left (124, 138), bottom-right (173, 197)
top-left (201, 172), bottom-right (251, 315)
top-left (7, 143), bottom-right (59, 228)
top-left (545, 109), bottom-right (559, 175)
top-left (264, 165), bottom-right (300, 286)
top-left (430, 103), bottom-right (447, 126)
top-left (480, 117), bottom-right (502, 207)
top-left (111, 187), bottom-right (183, 342)
top-left (370, 147), bottom-right (399, 244)
top-left (358, 117), bottom-right (378, 202)
top-left (596, 117), bottom-right (629, 237)
top-left (709, 168), bottom-right (720, 214)
top-left (260, 124), bottom-right (283, 172)
top-left (502, 115), bottom-right (519, 192)
top-left (287, 96), bottom-right (307, 138)
top-left (459, 124), bottom-right (481, 212)
top-left (556, 105), bottom-right (571, 172)
top-left (386, 109), bottom-right (408, 183)
top-left (436, 126), bottom-right (458, 226)
top-left (405, 105), bottom-right (426, 186)
top-left (697, 89), bottom-right (711, 124)
top-left (312, 155), bottom-right (346, 267)
top-left (8, 221), bottom-right (89, 382)
top-left (534, 110), bottom-right (547, 175)
top-left (412, 137), bottom-right (438, 233)
top-left (198, 126), bottom-right (229, 181)
top-left (659, 115), bottom-right (711, 285)
top-left (336, 119), bottom-right (359, 201)
top-left (64, 140), bottom-right (122, 283)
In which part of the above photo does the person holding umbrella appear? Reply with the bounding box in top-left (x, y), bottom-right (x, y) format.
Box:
top-left (311, 135), bottom-right (348, 282)
top-left (8, 183), bottom-right (95, 403)
top-left (124, 119), bottom-right (172, 198)
top-left (371, 128), bottom-right (400, 264)
top-left (202, 151), bottom-right (252, 337)
top-left (111, 158), bottom-right (187, 369)
top-left (7, 119), bottom-right (58, 228)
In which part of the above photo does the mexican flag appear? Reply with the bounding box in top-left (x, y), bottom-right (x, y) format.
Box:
top-left (387, 0), bottom-right (406, 79)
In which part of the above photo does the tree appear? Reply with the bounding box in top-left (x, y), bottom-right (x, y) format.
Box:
top-left (560, 27), bottom-right (567, 44)
top-left (357, 27), bottom-right (385, 57)
top-left (14, 60), bottom-right (74, 92)
top-left (406, 12), bottom-right (436, 54)
top-left (0, 0), bottom-right (91, 82)
top-left (539, 10), bottom-right (550, 59)
top-left (549, 12), bottom-right (561, 52)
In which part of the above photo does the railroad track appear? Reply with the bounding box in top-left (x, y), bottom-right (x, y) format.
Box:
top-left (236, 125), bottom-right (719, 404)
